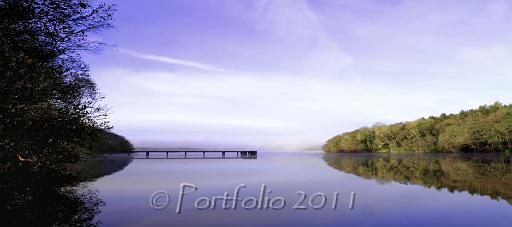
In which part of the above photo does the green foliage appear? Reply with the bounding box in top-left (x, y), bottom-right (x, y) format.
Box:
top-left (323, 102), bottom-right (512, 152)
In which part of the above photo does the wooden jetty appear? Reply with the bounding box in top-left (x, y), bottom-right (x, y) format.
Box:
top-left (127, 150), bottom-right (257, 159)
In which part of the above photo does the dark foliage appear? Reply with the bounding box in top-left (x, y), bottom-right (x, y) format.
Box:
top-left (0, 1), bottom-right (134, 225)
top-left (0, 0), bottom-right (116, 177)
top-left (90, 131), bottom-right (134, 153)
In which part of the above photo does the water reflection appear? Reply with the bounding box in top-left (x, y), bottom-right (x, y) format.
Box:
top-left (323, 153), bottom-right (512, 204)
top-left (0, 154), bottom-right (132, 226)
top-left (0, 182), bottom-right (103, 226)
top-left (90, 152), bottom-right (512, 226)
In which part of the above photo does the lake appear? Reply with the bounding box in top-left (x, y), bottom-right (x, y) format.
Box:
top-left (86, 151), bottom-right (512, 226)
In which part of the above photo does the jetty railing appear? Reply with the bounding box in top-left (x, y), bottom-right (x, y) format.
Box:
top-left (126, 150), bottom-right (258, 159)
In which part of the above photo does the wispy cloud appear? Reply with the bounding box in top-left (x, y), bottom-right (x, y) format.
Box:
top-left (91, 0), bottom-right (512, 150)
top-left (251, 0), bottom-right (354, 76)
top-left (117, 48), bottom-right (234, 73)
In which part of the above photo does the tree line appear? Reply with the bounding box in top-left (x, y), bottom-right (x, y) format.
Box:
top-left (1, 1), bottom-right (134, 225)
top-left (323, 102), bottom-right (512, 152)
top-left (1, 0), bottom-right (133, 182)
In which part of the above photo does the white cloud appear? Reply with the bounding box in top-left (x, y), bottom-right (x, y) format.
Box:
top-left (117, 48), bottom-right (234, 73)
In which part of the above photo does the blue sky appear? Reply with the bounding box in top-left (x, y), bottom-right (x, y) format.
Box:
top-left (85, 0), bottom-right (512, 150)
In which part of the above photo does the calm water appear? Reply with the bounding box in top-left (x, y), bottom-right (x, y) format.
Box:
top-left (89, 152), bottom-right (512, 226)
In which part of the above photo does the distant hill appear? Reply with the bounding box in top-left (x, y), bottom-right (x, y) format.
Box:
top-left (323, 102), bottom-right (512, 153)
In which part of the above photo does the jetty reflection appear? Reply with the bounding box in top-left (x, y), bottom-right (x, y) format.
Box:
top-left (323, 152), bottom-right (512, 203)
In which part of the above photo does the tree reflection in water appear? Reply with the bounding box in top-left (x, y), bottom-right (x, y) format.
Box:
top-left (0, 154), bottom-right (132, 226)
top-left (323, 153), bottom-right (512, 203)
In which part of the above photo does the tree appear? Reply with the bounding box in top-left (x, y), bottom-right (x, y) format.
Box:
top-left (323, 102), bottom-right (512, 153)
top-left (0, 0), bottom-right (115, 182)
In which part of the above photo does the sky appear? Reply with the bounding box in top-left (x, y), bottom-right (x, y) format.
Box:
top-left (85, 0), bottom-right (512, 150)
